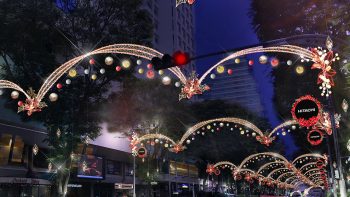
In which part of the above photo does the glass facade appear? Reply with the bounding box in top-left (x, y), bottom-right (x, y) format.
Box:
top-left (0, 134), bottom-right (12, 165)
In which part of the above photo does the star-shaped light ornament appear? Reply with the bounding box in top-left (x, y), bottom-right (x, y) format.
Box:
top-left (17, 88), bottom-right (47, 116)
top-left (179, 72), bottom-right (210, 100)
top-left (255, 132), bottom-right (276, 146)
top-left (342, 99), bottom-right (349, 113)
top-left (308, 37), bottom-right (339, 97)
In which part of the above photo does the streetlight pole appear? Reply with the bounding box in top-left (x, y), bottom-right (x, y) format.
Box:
top-left (133, 155), bottom-right (136, 197)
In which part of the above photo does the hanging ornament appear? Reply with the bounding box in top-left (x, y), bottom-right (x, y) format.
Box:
top-left (248, 60), bottom-right (254, 66)
top-left (138, 68), bottom-right (144, 74)
top-left (56, 83), bottom-right (63, 89)
top-left (136, 59), bottom-right (142, 65)
top-left (235, 58), bottom-right (240, 64)
top-left (105, 56), bottom-right (114, 66)
top-left (287, 60), bottom-right (293, 66)
top-left (115, 66), bottom-right (122, 72)
top-left (227, 69), bottom-right (233, 75)
top-left (162, 76), bottom-right (171, 85)
top-left (99, 68), bottom-right (106, 74)
top-left (11, 91), bottom-right (19, 99)
top-left (147, 64), bottom-right (153, 69)
top-left (158, 70), bottom-right (164, 75)
top-left (175, 81), bottom-right (181, 87)
top-left (0, 89), bottom-right (3, 96)
top-left (146, 70), bottom-right (155, 79)
top-left (186, 139), bottom-right (191, 144)
top-left (295, 65), bottom-right (305, 75)
top-left (49, 93), bottom-right (58, 102)
top-left (271, 58), bottom-right (279, 67)
top-left (121, 60), bottom-right (131, 69)
top-left (56, 128), bottom-right (61, 138)
top-left (65, 79), bottom-right (71, 85)
top-left (216, 65), bottom-right (225, 74)
top-left (342, 99), bottom-right (348, 112)
top-left (91, 74), bottom-right (97, 80)
top-left (68, 69), bottom-right (77, 78)
top-left (84, 69), bottom-right (90, 75)
top-left (259, 55), bottom-right (268, 64)
top-left (89, 59), bottom-right (95, 65)
top-left (210, 73), bottom-right (216, 79)
top-left (18, 101), bottom-right (23, 107)
top-left (32, 144), bottom-right (39, 155)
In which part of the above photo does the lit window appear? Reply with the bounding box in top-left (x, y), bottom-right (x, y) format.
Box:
top-left (0, 134), bottom-right (12, 165)
top-left (11, 136), bottom-right (24, 163)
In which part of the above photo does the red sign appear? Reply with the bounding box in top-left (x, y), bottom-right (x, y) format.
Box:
top-left (291, 95), bottom-right (321, 127)
top-left (307, 129), bottom-right (323, 146)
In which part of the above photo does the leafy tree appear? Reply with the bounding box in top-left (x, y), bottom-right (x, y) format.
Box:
top-left (0, 0), bottom-right (153, 196)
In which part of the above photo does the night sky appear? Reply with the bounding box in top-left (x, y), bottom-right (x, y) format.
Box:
top-left (195, 0), bottom-right (298, 158)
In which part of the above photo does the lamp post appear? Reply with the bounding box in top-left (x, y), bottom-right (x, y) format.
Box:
top-left (133, 155), bottom-right (136, 197)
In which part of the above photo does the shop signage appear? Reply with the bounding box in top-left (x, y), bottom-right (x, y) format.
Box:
top-left (291, 95), bottom-right (321, 127)
top-left (307, 129), bottom-right (323, 146)
top-left (115, 183), bottom-right (133, 190)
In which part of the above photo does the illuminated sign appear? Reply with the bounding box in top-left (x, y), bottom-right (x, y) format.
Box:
top-left (291, 95), bottom-right (321, 127)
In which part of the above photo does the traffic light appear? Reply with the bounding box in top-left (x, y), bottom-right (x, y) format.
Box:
top-left (151, 51), bottom-right (190, 71)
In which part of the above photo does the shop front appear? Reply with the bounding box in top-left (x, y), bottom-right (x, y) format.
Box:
top-left (0, 177), bottom-right (52, 197)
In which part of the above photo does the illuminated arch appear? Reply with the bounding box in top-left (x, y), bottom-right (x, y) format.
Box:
top-left (276, 172), bottom-right (295, 182)
top-left (292, 154), bottom-right (327, 166)
top-left (238, 152), bottom-right (288, 170)
top-left (267, 168), bottom-right (291, 179)
top-left (285, 176), bottom-right (298, 184)
top-left (289, 190), bottom-right (303, 197)
top-left (299, 162), bottom-right (317, 173)
top-left (213, 161), bottom-right (237, 170)
top-left (268, 120), bottom-right (298, 138)
top-left (257, 161), bottom-right (286, 175)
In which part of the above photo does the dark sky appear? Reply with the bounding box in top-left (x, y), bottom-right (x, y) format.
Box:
top-left (194, 0), bottom-right (299, 158)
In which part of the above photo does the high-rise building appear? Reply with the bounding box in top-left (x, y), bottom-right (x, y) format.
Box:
top-left (144, 0), bottom-right (196, 71)
top-left (202, 59), bottom-right (264, 115)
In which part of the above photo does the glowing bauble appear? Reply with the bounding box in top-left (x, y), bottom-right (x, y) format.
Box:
top-left (89, 59), bottom-right (95, 65)
top-left (248, 60), bottom-right (254, 66)
top-left (295, 65), bottom-right (305, 75)
top-left (91, 74), bottom-right (97, 80)
top-left (121, 60), bottom-right (131, 69)
top-left (56, 83), bottom-right (63, 89)
top-left (158, 70), bottom-right (164, 75)
top-left (49, 93), bottom-right (58, 102)
top-left (147, 64), bottom-right (153, 69)
top-left (175, 82), bottom-right (181, 87)
top-left (216, 65), bottom-right (225, 74)
top-left (11, 91), bottom-right (19, 99)
top-left (84, 69), bottom-right (90, 75)
top-left (104, 56), bottom-right (114, 66)
top-left (146, 70), bottom-right (155, 79)
top-left (271, 58), bottom-right (279, 67)
top-left (227, 69), bottom-right (233, 75)
top-left (136, 59), bottom-right (142, 65)
top-left (235, 58), bottom-right (240, 64)
top-left (68, 69), bottom-right (77, 78)
top-left (115, 66), bottom-right (122, 72)
top-left (259, 55), bottom-right (268, 64)
top-left (287, 60), bottom-right (293, 66)
top-left (186, 140), bottom-right (191, 144)
top-left (162, 76), bottom-right (171, 85)
top-left (65, 79), bottom-right (71, 85)
top-left (138, 68), bottom-right (144, 74)
top-left (210, 74), bottom-right (216, 79)
top-left (100, 68), bottom-right (106, 74)
top-left (292, 125), bottom-right (296, 130)
top-left (155, 139), bottom-right (159, 143)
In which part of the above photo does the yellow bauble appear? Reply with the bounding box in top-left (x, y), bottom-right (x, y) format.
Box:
top-left (138, 68), bottom-right (144, 74)
top-left (158, 70), bottom-right (164, 75)
top-left (91, 74), bottom-right (97, 80)
top-left (235, 58), bottom-right (240, 64)
top-left (122, 60), bottom-right (131, 69)
top-left (216, 65), bottom-right (225, 74)
top-left (295, 65), bottom-right (305, 75)
top-left (68, 69), bottom-right (77, 78)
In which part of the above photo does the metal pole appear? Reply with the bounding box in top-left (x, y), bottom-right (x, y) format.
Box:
top-left (133, 156), bottom-right (136, 197)
top-left (326, 135), bottom-right (337, 197)
top-left (328, 97), bottom-right (347, 197)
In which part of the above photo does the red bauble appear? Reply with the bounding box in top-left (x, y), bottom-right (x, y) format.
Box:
top-left (147, 64), bottom-right (153, 69)
top-left (271, 58), bottom-right (279, 67)
top-left (146, 70), bottom-right (155, 79)
top-left (115, 66), bottom-right (122, 72)
top-left (173, 51), bottom-right (190, 66)
top-left (248, 60), bottom-right (254, 66)
top-left (89, 59), bottom-right (95, 65)
top-left (56, 83), bottom-right (63, 89)
top-left (187, 0), bottom-right (195, 4)
top-left (18, 101), bottom-right (23, 106)
top-left (227, 69), bottom-right (233, 75)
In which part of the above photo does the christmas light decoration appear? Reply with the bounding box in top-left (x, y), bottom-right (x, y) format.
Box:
top-left (32, 144), bottom-right (39, 155)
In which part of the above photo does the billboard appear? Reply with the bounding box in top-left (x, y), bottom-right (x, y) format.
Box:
top-left (77, 155), bottom-right (104, 179)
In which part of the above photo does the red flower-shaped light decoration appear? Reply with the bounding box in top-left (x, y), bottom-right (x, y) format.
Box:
top-left (309, 37), bottom-right (339, 97)
top-left (171, 144), bottom-right (184, 153)
top-left (179, 72), bottom-right (210, 100)
top-left (256, 135), bottom-right (275, 146)
top-left (17, 88), bottom-right (47, 116)
top-left (206, 164), bottom-right (216, 175)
